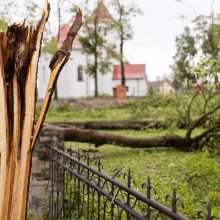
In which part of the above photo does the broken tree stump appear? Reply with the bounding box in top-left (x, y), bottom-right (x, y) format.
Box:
top-left (0, 3), bottom-right (50, 219)
top-left (0, 1), bottom-right (82, 219)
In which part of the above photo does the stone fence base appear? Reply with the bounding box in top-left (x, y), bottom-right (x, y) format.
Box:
top-left (28, 125), bottom-right (64, 220)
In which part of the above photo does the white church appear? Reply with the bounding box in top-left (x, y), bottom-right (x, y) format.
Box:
top-left (37, 1), bottom-right (147, 99)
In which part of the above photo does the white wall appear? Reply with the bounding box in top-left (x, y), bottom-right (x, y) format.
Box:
top-left (113, 79), bottom-right (147, 97)
top-left (58, 50), bottom-right (87, 99)
top-left (97, 65), bottom-right (114, 96)
top-left (37, 54), bottom-right (51, 99)
top-left (38, 50), bottom-right (93, 99)
top-left (38, 51), bottom-right (147, 98)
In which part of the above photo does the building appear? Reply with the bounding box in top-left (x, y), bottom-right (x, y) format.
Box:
top-left (113, 64), bottom-right (147, 96)
top-left (37, 1), bottom-right (147, 99)
top-left (148, 80), bottom-right (175, 94)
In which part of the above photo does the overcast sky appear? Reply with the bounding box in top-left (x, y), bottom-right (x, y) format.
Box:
top-left (19, 0), bottom-right (220, 80)
top-left (124, 0), bottom-right (220, 80)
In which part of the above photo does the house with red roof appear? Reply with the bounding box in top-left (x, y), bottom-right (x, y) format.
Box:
top-left (37, 1), bottom-right (147, 99)
top-left (113, 64), bottom-right (147, 96)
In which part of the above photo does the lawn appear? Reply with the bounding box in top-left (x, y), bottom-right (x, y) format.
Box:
top-left (39, 96), bottom-right (220, 218)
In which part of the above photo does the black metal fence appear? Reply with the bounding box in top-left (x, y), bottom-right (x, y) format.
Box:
top-left (48, 144), bottom-right (218, 220)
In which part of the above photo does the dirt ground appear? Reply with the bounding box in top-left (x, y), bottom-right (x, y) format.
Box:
top-left (37, 97), bottom-right (130, 110)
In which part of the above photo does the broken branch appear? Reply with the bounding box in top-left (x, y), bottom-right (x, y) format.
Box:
top-left (31, 9), bottom-right (83, 149)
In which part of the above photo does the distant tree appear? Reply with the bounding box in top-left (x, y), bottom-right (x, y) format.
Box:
top-left (0, 19), bottom-right (7, 31)
top-left (79, 0), bottom-right (114, 97)
top-left (172, 27), bottom-right (197, 89)
top-left (111, 0), bottom-right (142, 86)
top-left (172, 13), bottom-right (220, 89)
top-left (202, 23), bottom-right (220, 82)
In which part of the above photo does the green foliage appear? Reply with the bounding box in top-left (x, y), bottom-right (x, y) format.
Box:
top-left (125, 91), bottom-right (177, 121)
top-left (42, 37), bottom-right (58, 56)
top-left (202, 23), bottom-right (220, 57)
top-left (172, 14), bottom-right (220, 89)
top-left (110, 0), bottom-right (142, 85)
top-left (110, 0), bottom-right (143, 42)
top-left (172, 27), bottom-right (197, 89)
top-left (0, 19), bottom-right (7, 31)
top-left (79, 1), bottom-right (116, 96)
top-left (0, 1), bottom-right (19, 31)
top-left (177, 152), bottom-right (220, 216)
top-left (27, 210), bottom-right (36, 220)
top-left (65, 142), bottom-right (220, 217)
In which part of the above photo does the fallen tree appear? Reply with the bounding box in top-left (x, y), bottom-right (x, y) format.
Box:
top-left (63, 97), bottom-right (220, 151)
top-left (0, 2), bottom-right (82, 219)
top-left (63, 127), bottom-right (186, 149)
top-left (63, 121), bottom-right (219, 151)
top-left (51, 120), bottom-right (164, 130)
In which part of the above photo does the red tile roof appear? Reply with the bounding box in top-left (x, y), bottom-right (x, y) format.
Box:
top-left (88, 0), bottom-right (114, 24)
top-left (113, 64), bottom-right (146, 80)
top-left (58, 24), bottom-right (82, 50)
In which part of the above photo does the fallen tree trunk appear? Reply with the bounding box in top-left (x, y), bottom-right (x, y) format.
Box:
top-left (63, 127), bottom-right (187, 150)
top-left (51, 120), bottom-right (164, 130)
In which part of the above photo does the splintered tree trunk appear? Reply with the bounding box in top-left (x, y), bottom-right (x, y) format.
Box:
top-left (0, 1), bottom-right (82, 218)
top-left (0, 3), bottom-right (49, 219)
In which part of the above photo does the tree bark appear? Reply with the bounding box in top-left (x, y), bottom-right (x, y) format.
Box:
top-left (119, 8), bottom-right (125, 86)
top-left (94, 17), bottom-right (98, 97)
top-left (51, 120), bottom-right (164, 130)
top-left (63, 128), bottom-right (187, 150)
top-left (116, 0), bottom-right (125, 86)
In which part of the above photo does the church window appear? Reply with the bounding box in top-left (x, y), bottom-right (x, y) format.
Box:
top-left (77, 65), bottom-right (83, 81)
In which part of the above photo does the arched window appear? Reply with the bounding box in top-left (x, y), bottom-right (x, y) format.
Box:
top-left (77, 65), bottom-right (83, 81)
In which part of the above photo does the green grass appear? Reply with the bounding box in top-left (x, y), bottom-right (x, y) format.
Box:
top-left (42, 106), bottom-right (132, 122)
top-left (37, 95), bottom-right (220, 218)
top-left (65, 142), bottom-right (220, 218)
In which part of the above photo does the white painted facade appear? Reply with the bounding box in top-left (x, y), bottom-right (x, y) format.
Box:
top-left (37, 52), bottom-right (147, 99)
top-left (37, 49), bottom-right (117, 99)
top-left (37, 2), bottom-right (147, 99)
top-left (113, 79), bottom-right (147, 97)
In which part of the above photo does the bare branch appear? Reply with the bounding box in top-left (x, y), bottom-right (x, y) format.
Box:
top-left (191, 123), bottom-right (220, 144)
top-left (185, 91), bottom-right (199, 133)
top-left (185, 103), bottom-right (220, 140)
